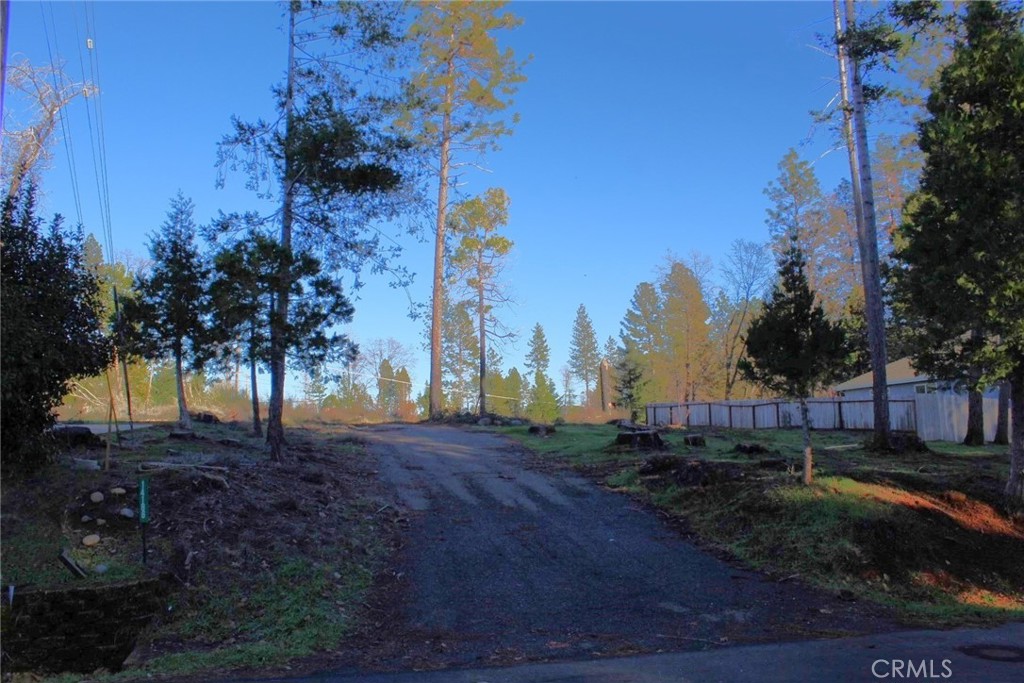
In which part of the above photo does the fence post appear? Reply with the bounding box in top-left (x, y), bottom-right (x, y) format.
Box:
top-left (752, 404), bottom-right (756, 429)
top-left (728, 404), bottom-right (733, 428)
top-left (775, 402), bottom-right (781, 429)
top-left (837, 400), bottom-right (844, 430)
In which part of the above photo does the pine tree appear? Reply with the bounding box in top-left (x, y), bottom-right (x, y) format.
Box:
top-left (740, 238), bottom-right (850, 485)
top-left (448, 188), bottom-right (514, 416)
top-left (504, 367), bottom-right (525, 417)
top-left (619, 282), bottom-right (663, 405)
top-left (890, 0), bottom-right (1024, 502)
top-left (122, 193), bottom-right (210, 429)
top-left (399, 1), bottom-right (528, 418)
top-left (217, 3), bottom-right (409, 460)
top-left (614, 340), bottom-right (648, 423)
top-left (525, 323), bottom-right (551, 377)
top-left (526, 369), bottom-right (559, 423)
top-left (377, 359), bottom-right (398, 417)
top-left (568, 304), bottom-right (600, 406)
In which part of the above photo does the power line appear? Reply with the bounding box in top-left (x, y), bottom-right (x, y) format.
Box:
top-left (42, 1), bottom-right (84, 224)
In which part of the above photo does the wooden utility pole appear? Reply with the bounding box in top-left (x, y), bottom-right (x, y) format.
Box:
top-left (834, 0), bottom-right (890, 449)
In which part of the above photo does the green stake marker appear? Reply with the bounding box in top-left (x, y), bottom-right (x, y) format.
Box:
top-left (139, 476), bottom-right (150, 565)
top-left (139, 477), bottom-right (150, 524)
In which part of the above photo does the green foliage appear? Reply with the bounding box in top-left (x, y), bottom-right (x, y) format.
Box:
top-left (1, 186), bottom-right (112, 466)
top-left (740, 239), bottom-right (850, 401)
top-left (502, 366), bottom-right (525, 417)
top-left (890, 0), bottom-right (1024, 390)
top-left (376, 359), bottom-right (397, 415)
top-left (525, 322), bottom-right (550, 376)
top-left (526, 369), bottom-right (559, 423)
top-left (613, 341), bottom-right (648, 422)
top-left (441, 297), bottom-right (479, 412)
top-left (399, 1), bottom-right (528, 153)
top-left (568, 304), bottom-right (600, 404)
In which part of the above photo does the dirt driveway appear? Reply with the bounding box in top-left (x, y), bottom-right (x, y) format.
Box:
top-left (348, 424), bottom-right (896, 671)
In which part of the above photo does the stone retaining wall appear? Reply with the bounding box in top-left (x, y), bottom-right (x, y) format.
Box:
top-left (0, 577), bottom-right (168, 674)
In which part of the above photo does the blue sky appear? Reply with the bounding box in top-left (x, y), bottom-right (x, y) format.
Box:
top-left (7, 1), bottom-right (873, 397)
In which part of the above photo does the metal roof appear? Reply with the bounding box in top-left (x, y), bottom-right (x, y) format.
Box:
top-left (833, 357), bottom-right (931, 393)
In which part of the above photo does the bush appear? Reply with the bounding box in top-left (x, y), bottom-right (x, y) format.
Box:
top-left (1, 187), bottom-right (112, 468)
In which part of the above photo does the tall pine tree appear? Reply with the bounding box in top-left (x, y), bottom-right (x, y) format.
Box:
top-left (890, 1), bottom-right (1024, 503)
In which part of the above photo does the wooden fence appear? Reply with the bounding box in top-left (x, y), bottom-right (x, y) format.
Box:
top-left (646, 394), bottom-right (1011, 442)
top-left (645, 398), bottom-right (917, 433)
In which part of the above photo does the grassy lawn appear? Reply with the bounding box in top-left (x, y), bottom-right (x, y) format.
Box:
top-left (498, 423), bottom-right (1024, 627)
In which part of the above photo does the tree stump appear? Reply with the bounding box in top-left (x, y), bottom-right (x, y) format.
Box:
top-left (682, 433), bottom-right (706, 447)
top-left (614, 430), bottom-right (665, 450)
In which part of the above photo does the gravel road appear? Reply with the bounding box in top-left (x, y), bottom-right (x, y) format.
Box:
top-left (351, 423), bottom-right (896, 671)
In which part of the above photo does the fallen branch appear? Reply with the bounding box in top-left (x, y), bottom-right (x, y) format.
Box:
top-left (139, 461), bottom-right (229, 473)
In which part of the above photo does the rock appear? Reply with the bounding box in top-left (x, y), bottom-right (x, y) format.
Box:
top-left (734, 442), bottom-right (769, 455)
top-left (332, 572), bottom-right (342, 580)
top-left (477, 417), bottom-right (493, 426)
top-left (508, 419), bottom-right (524, 426)
top-left (52, 425), bottom-right (103, 449)
top-left (71, 458), bottom-right (101, 471)
top-left (528, 425), bottom-right (556, 437)
top-left (81, 515), bottom-right (93, 523)
top-left (119, 507), bottom-right (135, 519)
top-left (90, 491), bottom-right (105, 503)
top-left (218, 438), bottom-right (243, 448)
top-left (82, 534), bottom-right (101, 547)
top-left (110, 487), bottom-right (127, 496)
top-left (96, 518), bottom-right (107, 526)
top-left (94, 563), bottom-right (109, 574)
top-left (191, 411), bottom-right (221, 424)
top-left (168, 430), bottom-right (196, 441)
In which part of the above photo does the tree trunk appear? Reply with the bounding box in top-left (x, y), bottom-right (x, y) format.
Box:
top-left (249, 321), bottom-right (262, 438)
top-left (799, 398), bottom-right (813, 485)
top-left (429, 51), bottom-right (457, 420)
top-left (964, 388), bottom-right (985, 446)
top-left (1005, 378), bottom-right (1023, 505)
top-left (174, 346), bottom-right (192, 430)
top-left (836, 0), bottom-right (890, 449)
top-left (477, 281), bottom-right (487, 417)
top-left (994, 380), bottom-right (1010, 445)
top-left (267, 6), bottom-right (298, 461)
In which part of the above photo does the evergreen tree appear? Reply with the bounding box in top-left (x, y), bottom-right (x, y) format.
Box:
top-left (394, 367), bottom-right (415, 420)
top-left (377, 359), bottom-right (398, 416)
top-left (526, 369), bottom-right (559, 423)
top-left (525, 323), bottom-right (550, 376)
top-left (619, 281), bottom-right (663, 406)
top-left (568, 304), bottom-right (600, 406)
top-left (217, 2), bottom-right (410, 459)
top-left (122, 193), bottom-right (210, 429)
top-left (303, 365), bottom-right (329, 413)
top-left (739, 238), bottom-right (850, 485)
top-left (890, 1), bottom-right (1024, 502)
top-left (1, 186), bottom-right (112, 466)
top-left (504, 367), bottom-right (525, 417)
top-left (399, 1), bottom-right (528, 418)
top-left (659, 261), bottom-right (713, 402)
top-left (614, 340), bottom-right (648, 423)
top-left (448, 188), bottom-right (514, 416)
top-left (441, 298), bottom-right (479, 413)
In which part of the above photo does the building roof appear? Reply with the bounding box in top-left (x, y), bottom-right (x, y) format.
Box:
top-left (833, 357), bottom-right (931, 393)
